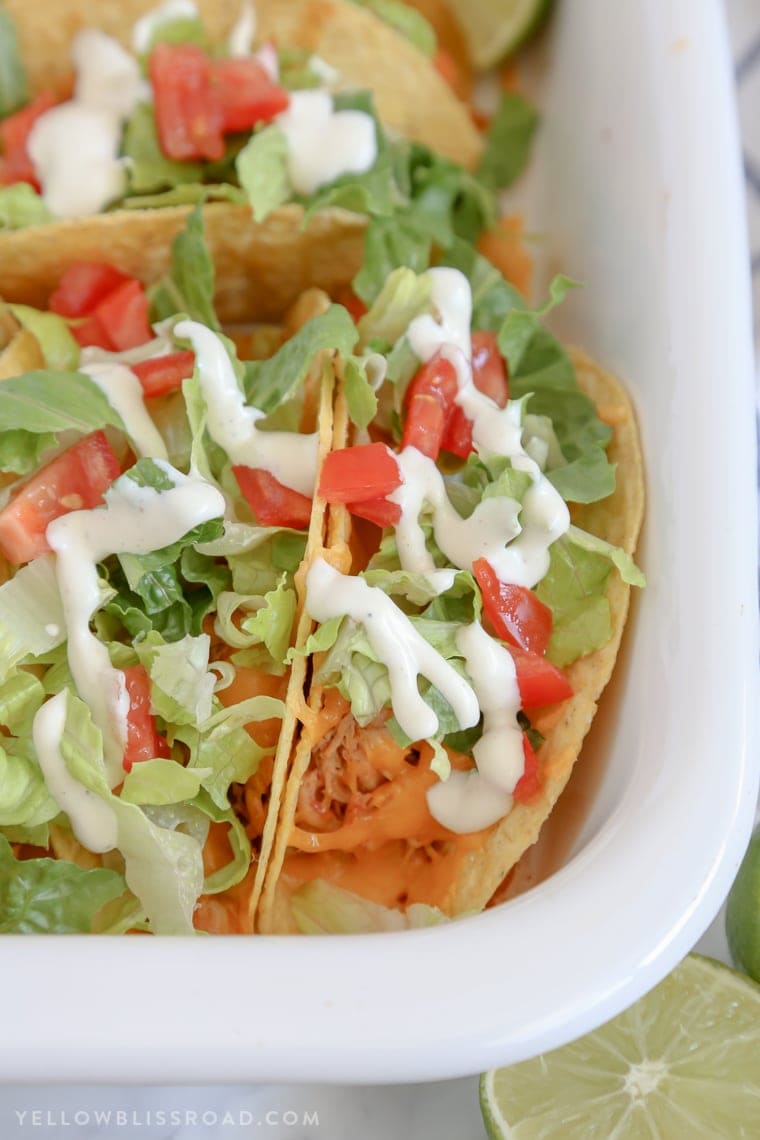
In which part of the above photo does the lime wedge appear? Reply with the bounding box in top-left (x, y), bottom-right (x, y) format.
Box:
top-left (480, 954), bottom-right (760, 1139)
top-left (726, 826), bottom-right (760, 982)
top-left (447, 0), bottom-right (553, 71)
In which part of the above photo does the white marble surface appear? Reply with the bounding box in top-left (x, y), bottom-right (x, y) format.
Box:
top-left (0, 1), bottom-right (757, 1136)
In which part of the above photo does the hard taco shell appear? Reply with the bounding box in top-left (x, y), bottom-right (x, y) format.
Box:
top-left (259, 348), bottom-right (645, 930)
top-left (0, 0), bottom-right (481, 322)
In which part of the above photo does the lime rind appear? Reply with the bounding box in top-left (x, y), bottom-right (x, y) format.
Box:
top-left (480, 954), bottom-right (760, 1139)
top-left (725, 827), bottom-right (760, 982)
top-left (455, 0), bottom-right (554, 72)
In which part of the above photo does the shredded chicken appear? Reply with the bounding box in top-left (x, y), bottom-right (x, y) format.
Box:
top-left (296, 711), bottom-right (411, 832)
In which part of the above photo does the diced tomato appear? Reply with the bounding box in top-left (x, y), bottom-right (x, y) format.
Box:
top-left (335, 287), bottom-right (368, 324)
top-left (69, 313), bottom-right (115, 351)
top-left (149, 42), bottom-right (225, 162)
top-left (48, 262), bottom-right (131, 318)
top-left (402, 353), bottom-right (458, 459)
top-left (0, 432), bottom-right (121, 565)
top-left (319, 442), bottom-right (401, 503)
top-left (510, 647), bottom-right (573, 709)
top-left (344, 495), bottom-right (401, 528)
top-left (441, 407), bottom-right (473, 459)
top-left (513, 735), bottom-right (541, 803)
top-left (122, 665), bottom-right (171, 773)
top-left (131, 351), bottom-right (196, 399)
top-left (473, 557), bottom-right (552, 655)
top-left (0, 90), bottom-right (58, 189)
top-left (234, 466), bottom-right (313, 529)
top-left (442, 332), bottom-right (508, 458)
top-left (93, 279), bottom-right (153, 351)
top-left (211, 56), bottom-right (289, 134)
top-left (471, 330), bottom-right (509, 406)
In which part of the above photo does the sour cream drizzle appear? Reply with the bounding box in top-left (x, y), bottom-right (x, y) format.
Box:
top-left (305, 558), bottom-right (479, 742)
top-left (404, 268), bottom-right (571, 589)
top-left (46, 463), bottom-right (225, 787)
top-left (33, 691), bottom-right (118, 853)
top-left (80, 362), bottom-right (168, 461)
top-left (28, 31), bottom-right (146, 218)
top-left (174, 320), bottom-right (318, 495)
top-left (426, 622), bottom-right (523, 833)
top-left (275, 90), bottom-right (377, 196)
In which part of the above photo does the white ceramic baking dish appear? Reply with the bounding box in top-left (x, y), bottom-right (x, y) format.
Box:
top-left (1, 0), bottom-right (758, 1084)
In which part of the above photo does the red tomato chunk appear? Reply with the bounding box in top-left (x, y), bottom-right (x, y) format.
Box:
top-left (122, 664), bottom-right (171, 773)
top-left (234, 466), bottom-right (313, 529)
top-left (0, 432), bottom-right (121, 565)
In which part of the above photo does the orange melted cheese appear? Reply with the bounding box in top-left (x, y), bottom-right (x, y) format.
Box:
top-left (284, 695), bottom-right (491, 909)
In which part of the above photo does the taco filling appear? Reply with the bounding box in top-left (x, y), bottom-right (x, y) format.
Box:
top-left (259, 252), bottom-right (645, 933)
top-left (0, 212), bottom-right (360, 935)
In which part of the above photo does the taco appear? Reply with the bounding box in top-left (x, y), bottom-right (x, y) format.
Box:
top-left (0, 0), bottom-right (484, 321)
top-left (256, 250), bottom-right (645, 934)
top-left (0, 212), bottom-right (364, 935)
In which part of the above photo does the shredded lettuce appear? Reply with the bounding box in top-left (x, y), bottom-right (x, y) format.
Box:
top-left (0, 10), bottom-right (28, 118)
top-left (477, 92), bottom-right (539, 192)
top-left (0, 556), bottom-right (66, 682)
top-left (120, 758), bottom-right (212, 806)
top-left (243, 304), bottom-right (358, 412)
top-left (58, 690), bottom-right (204, 935)
top-left (123, 103), bottom-right (205, 194)
top-left (0, 835), bottom-right (127, 934)
top-left (149, 205), bottom-right (220, 330)
top-left (0, 184), bottom-right (52, 230)
top-left (236, 126), bottom-right (292, 222)
top-left (134, 631), bottom-right (217, 725)
top-left (8, 305), bottom-right (80, 371)
top-left (291, 878), bottom-right (446, 934)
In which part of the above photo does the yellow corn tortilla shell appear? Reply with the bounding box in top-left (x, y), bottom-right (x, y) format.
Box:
top-left (0, 203), bottom-right (369, 324)
top-left (0, 0), bottom-right (481, 321)
top-left (260, 348), bottom-right (645, 930)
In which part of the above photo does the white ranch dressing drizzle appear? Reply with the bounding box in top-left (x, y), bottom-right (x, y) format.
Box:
top-left (427, 622), bottom-right (524, 833)
top-left (174, 319), bottom-right (318, 495)
top-left (80, 362), bottom-right (168, 461)
top-left (403, 267), bottom-right (570, 588)
top-left (305, 558), bottom-right (479, 742)
top-left (46, 463), bottom-right (225, 787)
top-left (275, 90), bottom-right (377, 196)
top-left (390, 446), bottom-right (521, 592)
top-left (28, 30), bottom-right (146, 218)
top-left (33, 691), bottom-right (118, 853)
top-left (132, 0), bottom-right (199, 54)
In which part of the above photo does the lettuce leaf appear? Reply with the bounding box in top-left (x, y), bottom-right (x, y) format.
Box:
top-left (0, 10), bottom-right (28, 118)
top-left (123, 103), bottom-right (205, 193)
top-left (119, 758), bottom-right (212, 806)
top-left (149, 205), bottom-right (220, 330)
top-left (0, 556), bottom-right (66, 682)
top-left (0, 737), bottom-right (59, 829)
top-left (58, 690), bottom-right (204, 935)
top-left (477, 92), bottom-right (539, 192)
top-left (8, 305), bottom-right (80, 371)
top-left (291, 878), bottom-right (446, 934)
top-left (0, 835), bottom-right (126, 934)
top-left (0, 184), bottom-right (53, 230)
top-left (134, 631), bottom-right (217, 726)
top-left (243, 304), bottom-right (357, 412)
top-left (235, 125), bottom-right (292, 222)
top-left (0, 370), bottom-right (124, 437)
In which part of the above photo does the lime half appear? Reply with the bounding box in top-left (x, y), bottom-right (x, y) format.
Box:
top-left (726, 826), bottom-right (760, 983)
top-left (448, 0), bottom-right (553, 71)
top-left (480, 954), bottom-right (760, 1139)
